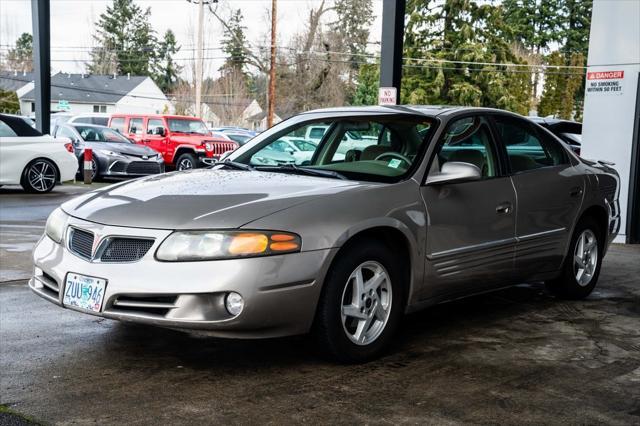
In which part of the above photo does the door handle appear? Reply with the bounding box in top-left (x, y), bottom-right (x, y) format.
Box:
top-left (570, 186), bottom-right (583, 197)
top-left (496, 202), bottom-right (513, 214)
top-left (142, 139), bottom-right (150, 143)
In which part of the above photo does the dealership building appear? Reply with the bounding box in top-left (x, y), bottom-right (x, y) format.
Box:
top-left (581, 0), bottom-right (640, 243)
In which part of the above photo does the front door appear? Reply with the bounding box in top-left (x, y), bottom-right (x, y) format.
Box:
top-left (492, 115), bottom-right (585, 278)
top-left (419, 115), bottom-right (517, 301)
top-left (127, 117), bottom-right (145, 144)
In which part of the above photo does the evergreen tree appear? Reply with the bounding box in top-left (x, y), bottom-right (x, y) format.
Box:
top-left (220, 9), bottom-right (248, 72)
top-left (352, 63), bottom-right (379, 105)
top-left (88, 0), bottom-right (158, 77)
top-left (154, 30), bottom-right (182, 93)
top-left (331, 0), bottom-right (374, 75)
top-left (6, 33), bottom-right (33, 71)
top-left (0, 88), bottom-right (20, 113)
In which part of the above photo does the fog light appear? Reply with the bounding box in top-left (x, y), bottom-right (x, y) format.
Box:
top-left (225, 292), bottom-right (244, 316)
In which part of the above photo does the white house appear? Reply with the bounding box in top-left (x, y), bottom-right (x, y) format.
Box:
top-left (0, 72), bottom-right (172, 116)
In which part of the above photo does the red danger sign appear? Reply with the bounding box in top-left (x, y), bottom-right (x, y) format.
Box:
top-left (587, 71), bottom-right (624, 80)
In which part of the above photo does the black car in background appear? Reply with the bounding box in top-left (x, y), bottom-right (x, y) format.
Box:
top-left (529, 117), bottom-right (582, 155)
top-left (55, 124), bottom-right (164, 180)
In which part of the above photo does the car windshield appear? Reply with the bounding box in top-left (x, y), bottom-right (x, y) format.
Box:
top-left (232, 116), bottom-right (436, 183)
top-left (76, 126), bottom-right (131, 143)
top-left (167, 118), bottom-right (209, 135)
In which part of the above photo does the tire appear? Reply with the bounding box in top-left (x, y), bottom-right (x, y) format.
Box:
top-left (20, 159), bottom-right (58, 193)
top-left (546, 217), bottom-right (603, 299)
top-left (314, 239), bottom-right (406, 363)
top-left (175, 152), bottom-right (197, 171)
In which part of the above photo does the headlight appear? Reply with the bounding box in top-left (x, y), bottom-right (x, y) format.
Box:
top-left (204, 142), bottom-right (213, 152)
top-left (155, 230), bottom-right (301, 261)
top-left (45, 208), bottom-right (69, 243)
top-left (97, 149), bottom-right (125, 157)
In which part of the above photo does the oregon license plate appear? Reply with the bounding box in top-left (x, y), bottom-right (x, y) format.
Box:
top-left (63, 273), bottom-right (107, 313)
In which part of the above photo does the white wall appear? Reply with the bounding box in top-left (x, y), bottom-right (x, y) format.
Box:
top-left (19, 100), bottom-right (116, 115)
top-left (116, 77), bottom-right (173, 114)
top-left (581, 0), bottom-right (640, 243)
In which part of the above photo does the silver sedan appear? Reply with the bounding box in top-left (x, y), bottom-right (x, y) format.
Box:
top-left (31, 106), bottom-right (620, 362)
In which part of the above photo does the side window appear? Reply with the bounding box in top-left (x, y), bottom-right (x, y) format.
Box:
top-left (430, 116), bottom-right (498, 179)
top-left (110, 117), bottom-right (125, 133)
top-left (0, 120), bottom-right (17, 137)
top-left (495, 117), bottom-right (567, 172)
top-left (128, 118), bottom-right (144, 135)
top-left (147, 119), bottom-right (164, 135)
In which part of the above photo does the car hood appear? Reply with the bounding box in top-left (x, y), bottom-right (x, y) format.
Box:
top-left (61, 169), bottom-right (363, 229)
top-left (86, 142), bottom-right (158, 156)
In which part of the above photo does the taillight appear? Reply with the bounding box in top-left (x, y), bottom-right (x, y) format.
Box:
top-left (64, 143), bottom-right (74, 153)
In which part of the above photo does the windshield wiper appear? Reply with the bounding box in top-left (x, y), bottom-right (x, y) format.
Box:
top-left (256, 164), bottom-right (347, 180)
top-left (210, 160), bottom-right (254, 171)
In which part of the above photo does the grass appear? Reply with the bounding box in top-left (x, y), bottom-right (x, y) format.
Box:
top-left (0, 404), bottom-right (42, 425)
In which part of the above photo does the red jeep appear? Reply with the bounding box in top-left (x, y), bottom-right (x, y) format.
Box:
top-left (108, 114), bottom-right (238, 170)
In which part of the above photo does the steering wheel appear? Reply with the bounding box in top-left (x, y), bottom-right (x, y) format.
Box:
top-left (374, 152), bottom-right (412, 166)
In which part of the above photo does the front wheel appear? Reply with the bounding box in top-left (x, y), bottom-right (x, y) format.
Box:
top-left (546, 217), bottom-right (603, 299)
top-left (175, 153), bottom-right (197, 171)
top-left (314, 240), bottom-right (406, 363)
top-left (20, 159), bottom-right (58, 193)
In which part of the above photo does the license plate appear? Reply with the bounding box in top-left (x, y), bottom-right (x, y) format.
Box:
top-left (63, 273), bottom-right (107, 313)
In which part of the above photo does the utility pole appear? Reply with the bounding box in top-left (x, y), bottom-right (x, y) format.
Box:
top-left (267, 0), bottom-right (277, 128)
top-left (188, 0), bottom-right (215, 118)
top-left (195, 0), bottom-right (205, 118)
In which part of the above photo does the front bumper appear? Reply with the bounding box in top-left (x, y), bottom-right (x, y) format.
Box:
top-left (102, 155), bottom-right (165, 177)
top-left (30, 217), bottom-right (335, 338)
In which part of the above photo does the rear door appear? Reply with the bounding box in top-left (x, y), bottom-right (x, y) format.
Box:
top-left (144, 118), bottom-right (168, 158)
top-left (419, 115), bottom-right (517, 300)
top-left (492, 115), bottom-right (584, 278)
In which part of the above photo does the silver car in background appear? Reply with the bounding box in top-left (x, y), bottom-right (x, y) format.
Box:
top-left (31, 106), bottom-right (620, 362)
top-left (55, 124), bottom-right (164, 180)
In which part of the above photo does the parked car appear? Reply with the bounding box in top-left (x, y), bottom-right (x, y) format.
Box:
top-left (0, 113), bottom-right (77, 193)
top-left (55, 124), bottom-right (164, 180)
top-left (271, 137), bottom-right (317, 164)
top-left (67, 113), bottom-right (111, 127)
top-left (223, 132), bottom-right (254, 146)
top-left (31, 106), bottom-right (620, 362)
top-left (109, 114), bottom-right (238, 170)
top-left (529, 117), bottom-right (582, 155)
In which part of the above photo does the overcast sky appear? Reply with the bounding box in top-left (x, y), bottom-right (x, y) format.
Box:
top-left (0, 0), bottom-right (384, 78)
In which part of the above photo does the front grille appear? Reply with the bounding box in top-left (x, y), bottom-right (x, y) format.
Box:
top-left (126, 161), bottom-right (162, 175)
top-left (99, 237), bottom-right (155, 262)
top-left (210, 142), bottom-right (238, 156)
top-left (69, 228), bottom-right (94, 259)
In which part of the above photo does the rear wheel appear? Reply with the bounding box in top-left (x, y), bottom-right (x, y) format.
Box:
top-left (314, 239), bottom-right (406, 363)
top-left (20, 159), bottom-right (58, 193)
top-left (175, 153), bottom-right (197, 171)
top-left (546, 217), bottom-right (603, 299)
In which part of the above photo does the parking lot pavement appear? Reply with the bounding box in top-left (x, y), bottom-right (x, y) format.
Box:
top-left (0, 183), bottom-right (107, 282)
top-left (1, 189), bottom-right (639, 425)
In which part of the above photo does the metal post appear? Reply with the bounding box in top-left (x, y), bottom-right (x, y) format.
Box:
top-left (194, 0), bottom-right (205, 118)
top-left (31, 0), bottom-right (51, 134)
top-left (379, 0), bottom-right (406, 104)
top-left (267, 0), bottom-right (277, 128)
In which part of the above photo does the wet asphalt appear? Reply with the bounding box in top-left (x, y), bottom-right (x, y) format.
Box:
top-left (0, 183), bottom-right (639, 425)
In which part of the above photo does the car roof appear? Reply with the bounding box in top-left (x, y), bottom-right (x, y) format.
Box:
top-left (110, 114), bottom-right (203, 120)
top-left (301, 105), bottom-right (522, 119)
top-left (68, 123), bottom-right (112, 130)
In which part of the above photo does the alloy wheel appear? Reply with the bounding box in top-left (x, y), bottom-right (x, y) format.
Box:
top-left (574, 229), bottom-right (598, 287)
top-left (178, 158), bottom-right (193, 170)
top-left (340, 261), bottom-right (392, 346)
top-left (27, 160), bottom-right (56, 192)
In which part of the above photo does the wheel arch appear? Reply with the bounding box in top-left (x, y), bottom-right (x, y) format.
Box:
top-left (172, 146), bottom-right (198, 164)
top-left (325, 223), bottom-right (417, 309)
top-left (22, 156), bottom-right (61, 183)
top-left (578, 204), bottom-right (609, 245)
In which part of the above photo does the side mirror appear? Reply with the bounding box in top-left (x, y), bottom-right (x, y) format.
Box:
top-left (155, 127), bottom-right (166, 137)
top-left (426, 161), bottom-right (481, 185)
top-left (285, 147), bottom-right (295, 155)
